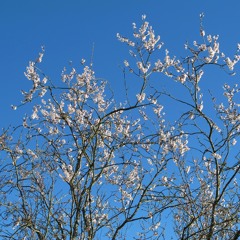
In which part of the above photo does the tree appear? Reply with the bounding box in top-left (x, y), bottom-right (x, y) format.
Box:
top-left (0, 14), bottom-right (239, 239)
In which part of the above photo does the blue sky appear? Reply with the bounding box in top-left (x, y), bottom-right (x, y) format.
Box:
top-left (1, 0), bottom-right (240, 127)
top-left (1, 1), bottom-right (240, 238)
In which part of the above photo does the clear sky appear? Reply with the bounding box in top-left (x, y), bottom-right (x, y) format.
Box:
top-left (1, 1), bottom-right (240, 238)
top-left (1, 0), bottom-right (240, 128)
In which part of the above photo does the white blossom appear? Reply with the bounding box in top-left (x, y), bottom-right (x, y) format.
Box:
top-left (136, 92), bottom-right (146, 102)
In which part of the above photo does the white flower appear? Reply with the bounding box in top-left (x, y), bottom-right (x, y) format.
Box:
top-left (136, 93), bottom-right (146, 102)
top-left (42, 77), bottom-right (48, 84)
top-left (212, 152), bottom-right (221, 160)
top-left (11, 105), bottom-right (17, 110)
top-left (232, 139), bottom-right (237, 146)
top-left (200, 29), bottom-right (205, 37)
top-left (225, 58), bottom-right (233, 69)
top-left (178, 74), bottom-right (187, 83)
top-left (68, 104), bottom-right (75, 114)
top-left (162, 176), bottom-right (168, 183)
top-left (136, 62), bottom-right (149, 74)
top-left (199, 44), bottom-right (207, 51)
top-left (147, 158), bottom-right (153, 165)
top-left (27, 149), bottom-right (37, 159)
top-left (39, 88), bottom-right (47, 97)
top-left (142, 14), bottom-right (146, 20)
top-left (189, 112), bottom-right (194, 119)
top-left (124, 60), bottom-right (129, 67)
top-left (151, 98), bottom-right (157, 104)
top-left (31, 111), bottom-right (38, 120)
top-left (237, 43), bottom-right (240, 51)
top-left (197, 104), bottom-right (203, 111)
top-left (60, 163), bottom-right (74, 183)
top-left (81, 58), bottom-right (86, 64)
top-left (207, 35), bottom-right (212, 43)
top-left (36, 52), bottom-right (44, 63)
